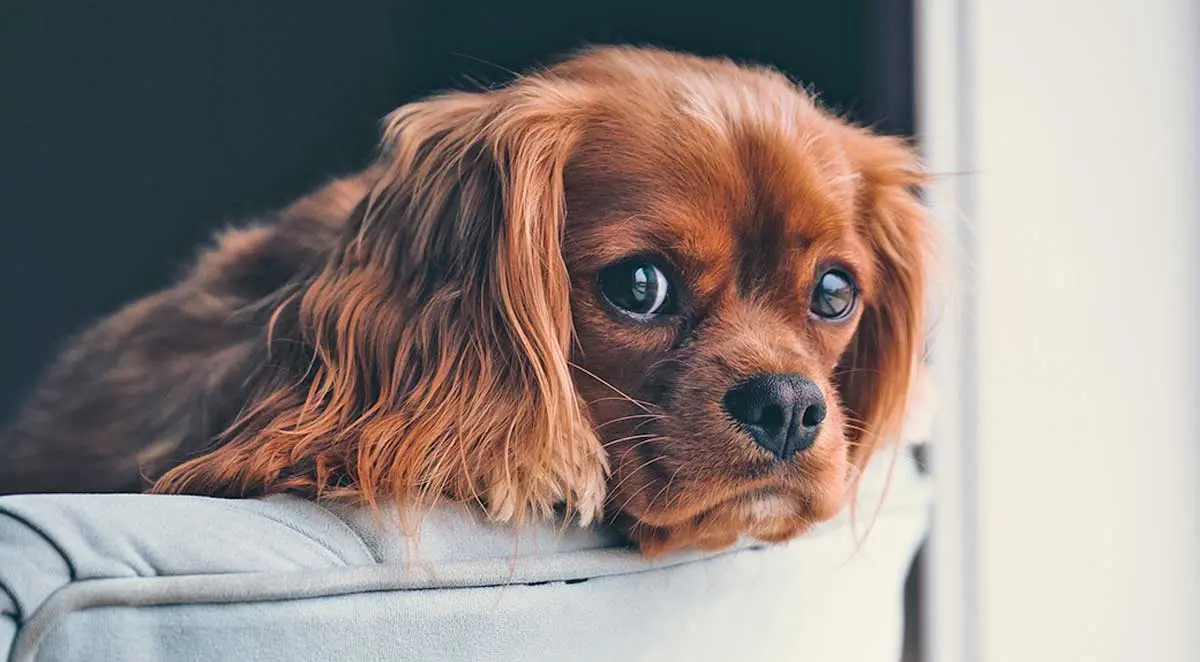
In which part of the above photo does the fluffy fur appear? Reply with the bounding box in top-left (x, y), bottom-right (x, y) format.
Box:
top-left (0, 46), bottom-right (927, 556)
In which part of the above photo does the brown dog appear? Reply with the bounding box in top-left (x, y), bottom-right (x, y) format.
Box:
top-left (0, 46), bottom-right (927, 556)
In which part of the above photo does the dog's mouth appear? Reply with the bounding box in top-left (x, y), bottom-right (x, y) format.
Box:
top-left (609, 479), bottom-right (828, 555)
top-left (611, 441), bottom-right (849, 536)
top-left (594, 399), bottom-right (852, 554)
top-left (612, 464), bottom-right (825, 527)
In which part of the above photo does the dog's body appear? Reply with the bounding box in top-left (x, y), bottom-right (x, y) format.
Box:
top-left (1, 47), bottom-right (927, 555)
top-left (1, 174), bottom-right (375, 494)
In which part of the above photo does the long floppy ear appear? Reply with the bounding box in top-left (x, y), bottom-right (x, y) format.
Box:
top-left (837, 129), bottom-right (929, 476)
top-left (154, 84), bottom-right (607, 525)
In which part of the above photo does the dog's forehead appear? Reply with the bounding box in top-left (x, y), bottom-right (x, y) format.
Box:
top-left (564, 65), bottom-right (864, 287)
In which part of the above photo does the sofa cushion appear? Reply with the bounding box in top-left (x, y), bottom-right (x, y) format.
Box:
top-left (1, 442), bottom-right (929, 662)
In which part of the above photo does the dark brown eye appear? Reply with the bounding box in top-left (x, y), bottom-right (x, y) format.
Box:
top-left (598, 261), bottom-right (676, 320)
top-left (810, 269), bottom-right (857, 320)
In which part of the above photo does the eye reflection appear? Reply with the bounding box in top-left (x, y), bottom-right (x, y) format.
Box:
top-left (598, 261), bottom-right (676, 319)
top-left (810, 269), bottom-right (857, 320)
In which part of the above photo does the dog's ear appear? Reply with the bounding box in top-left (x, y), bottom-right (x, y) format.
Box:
top-left (836, 129), bottom-right (929, 477)
top-left (154, 84), bottom-right (607, 525)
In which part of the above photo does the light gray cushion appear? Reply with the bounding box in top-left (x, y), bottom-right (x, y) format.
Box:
top-left (0, 448), bottom-right (929, 662)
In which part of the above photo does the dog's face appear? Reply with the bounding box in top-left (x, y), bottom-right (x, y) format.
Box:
top-left (563, 110), bottom-right (864, 553)
top-left (153, 47), bottom-right (926, 556)
top-left (556, 50), bottom-right (925, 553)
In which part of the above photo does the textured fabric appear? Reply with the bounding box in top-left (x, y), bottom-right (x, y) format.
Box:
top-left (1, 441), bottom-right (930, 662)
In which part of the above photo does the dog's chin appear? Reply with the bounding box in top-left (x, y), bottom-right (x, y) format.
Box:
top-left (601, 420), bottom-right (854, 555)
top-left (618, 483), bottom-right (847, 557)
top-left (735, 489), bottom-right (847, 543)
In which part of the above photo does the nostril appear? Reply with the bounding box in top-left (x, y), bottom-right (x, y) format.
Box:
top-left (800, 403), bottom-right (825, 429)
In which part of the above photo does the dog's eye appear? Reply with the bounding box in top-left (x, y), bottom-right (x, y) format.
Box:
top-left (810, 268), bottom-right (857, 320)
top-left (598, 261), bottom-right (676, 319)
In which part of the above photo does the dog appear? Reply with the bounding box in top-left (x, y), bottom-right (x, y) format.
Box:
top-left (0, 46), bottom-right (927, 556)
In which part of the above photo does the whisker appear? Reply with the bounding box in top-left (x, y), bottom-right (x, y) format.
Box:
top-left (831, 367), bottom-right (885, 378)
top-left (842, 440), bottom-right (876, 449)
top-left (594, 413), bottom-right (668, 429)
top-left (608, 451), bottom-right (670, 495)
top-left (601, 432), bottom-right (660, 449)
top-left (642, 355), bottom-right (687, 375)
top-left (584, 395), bottom-right (662, 411)
top-left (789, 460), bottom-right (815, 482)
top-left (653, 464), bottom-right (685, 510)
top-left (630, 417), bottom-right (663, 433)
top-left (571, 362), bottom-right (660, 414)
top-left (615, 437), bottom-right (665, 466)
top-left (615, 480), bottom-right (659, 515)
top-left (662, 466), bottom-right (694, 512)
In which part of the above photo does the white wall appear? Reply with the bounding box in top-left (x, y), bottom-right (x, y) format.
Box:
top-left (919, 1), bottom-right (1200, 661)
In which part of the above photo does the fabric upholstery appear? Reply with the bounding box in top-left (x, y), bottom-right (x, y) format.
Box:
top-left (2, 378), bottom-right (935, 662)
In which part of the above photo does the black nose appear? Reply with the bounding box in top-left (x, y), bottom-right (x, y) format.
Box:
top-left (723, 374), bottom-right (827, 460)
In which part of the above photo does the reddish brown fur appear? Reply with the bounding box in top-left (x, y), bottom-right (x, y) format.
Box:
top-left (0, 46), bottom-right (927, 555)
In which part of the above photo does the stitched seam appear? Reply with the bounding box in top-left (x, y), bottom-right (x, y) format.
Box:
top-left (214, 499), bottom-right (373, 565)
top-left (302, 500), bottom-right (380, 564)
top-left (0, 507), bottom-right (83, 633)
top-left (0, 583), bottom-right (19, 624)
top-left (0, 509), bottom-right (77, 584)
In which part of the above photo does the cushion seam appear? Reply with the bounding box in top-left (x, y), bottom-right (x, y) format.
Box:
top-left (206, 499), bottom-right (373, 566)
top-left (0, 582), bottom-right (19, 624)
top-left (300, 499), bottom-right (381, 564)
top-left (0, 508), bottom-right (77, 584)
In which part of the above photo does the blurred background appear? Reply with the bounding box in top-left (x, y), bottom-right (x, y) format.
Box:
top-left (0, 1), bottom-right (1196, 661)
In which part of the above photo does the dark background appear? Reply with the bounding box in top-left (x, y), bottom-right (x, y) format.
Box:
top-left (0, 0), bottom-right (913, 419)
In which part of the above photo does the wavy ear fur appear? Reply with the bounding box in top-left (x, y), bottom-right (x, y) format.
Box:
top-left (837, 129), bottom-right (929, 477)
top-left (154, 84), bottom-right (608, 525)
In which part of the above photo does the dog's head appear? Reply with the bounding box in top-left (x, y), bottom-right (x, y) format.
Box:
top-left (155, 46), bottom-right (927, 555)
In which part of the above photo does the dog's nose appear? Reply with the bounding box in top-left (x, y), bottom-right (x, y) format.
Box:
top-left (723, 374), bottom-right (827, 460)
